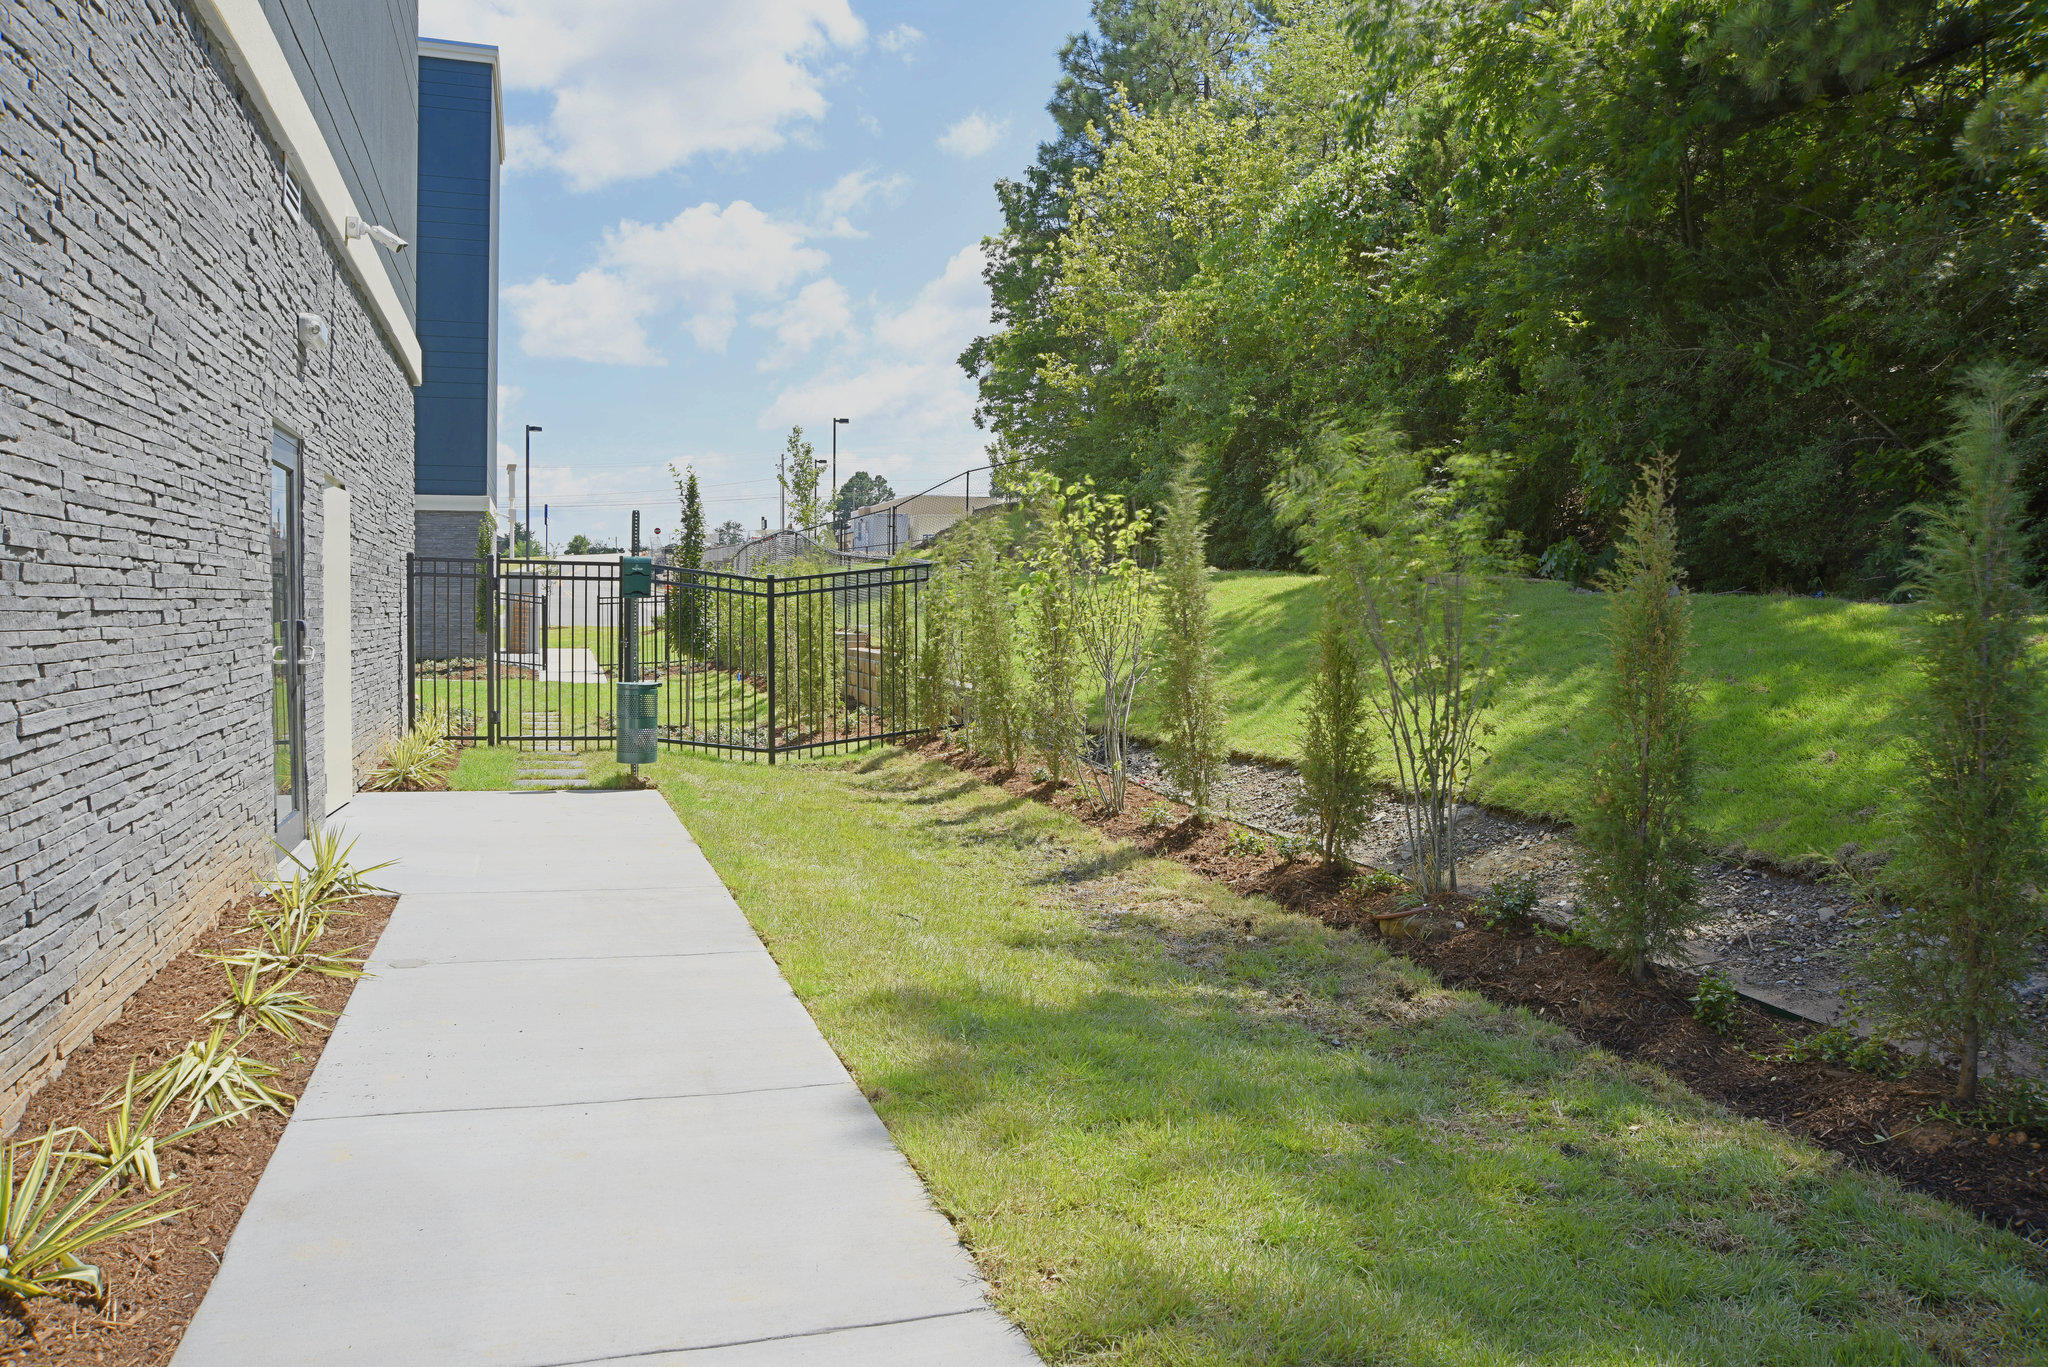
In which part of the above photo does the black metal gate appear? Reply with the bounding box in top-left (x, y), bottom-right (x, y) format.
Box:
top-left (406, 555), bottom-right (931, 760)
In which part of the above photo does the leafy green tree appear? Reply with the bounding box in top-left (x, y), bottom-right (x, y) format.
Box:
top-left (780, 427), bottom-right (823, 532)
top-left (1577, 453), bottom-right (1703, 983)
top-left (1274, 421), bottom-right (1511, 894)
top-left (834, 472), bottom-right (895, 529)
top-left (1296, 583), bottom-right (1373, 864)
top-left (1153, 454), bottom-right (1227, 813)
top-left (966, 0), bottom-right (2048, 591)
top-left (1859, 364), bottom-right (2047, 1105)
top-left (714, 519), bottom-right (746, 546)
top-left (1071, 492), bottom-right (1154, 812)
top-left (566, 533), bottom-right (593, 555)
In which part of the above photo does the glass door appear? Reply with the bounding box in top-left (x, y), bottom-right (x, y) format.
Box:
top-left (270, 430), bottom-right (308, 847)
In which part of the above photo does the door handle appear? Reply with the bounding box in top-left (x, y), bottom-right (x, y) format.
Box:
top-left (296, 619), bottom-right (309, 666)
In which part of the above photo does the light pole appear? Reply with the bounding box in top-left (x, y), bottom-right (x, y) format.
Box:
top-left (505, 461), bottom-right (517, 554)
top-left (831, 416), bottom-right (849, 538)
top-left (523, 424), bottom-right (542, 557)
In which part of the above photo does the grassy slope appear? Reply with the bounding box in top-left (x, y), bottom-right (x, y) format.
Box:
top-left (607, 748), bottom-right (2045, 1365)
top-left (1129, 572), bottom-right (1923, 864)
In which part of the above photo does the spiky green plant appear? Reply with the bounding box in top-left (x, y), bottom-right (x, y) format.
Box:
top-left (1296, 586), bottom-right (1374, 864)
top-left (76, 1062), bottom-right (243, 1191)
top-left (269, 827), bottom-right (394, 907)
top-left (1858, 363), bottom-right (2048, 1104)
top-left (0, 1127), bottom-right (182, 1302)
top-left (1153, 454), bottom-right (1227, 815)
top-left (125, 1027), bottom-right (293, 1124)
top-left (201, 960), bottom-right (332, 1042)
top-left (1577, 452), bottom-right (1703, 983)
top-left (364, 718), bottom-right (452, 791)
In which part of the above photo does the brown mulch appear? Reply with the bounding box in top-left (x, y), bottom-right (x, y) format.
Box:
top-left (0, 894), bottom-right (396, 1364)
top-left (910, 738), bottom-right (2048, 1241)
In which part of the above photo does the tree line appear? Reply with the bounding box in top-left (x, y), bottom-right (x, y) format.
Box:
top-left (964, 0), bottom-right (2047, 593)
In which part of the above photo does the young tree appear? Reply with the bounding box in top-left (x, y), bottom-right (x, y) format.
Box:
top-left (1072, 493), bottom-right (1153, 812)
top-left (667, 465), bottom-right (708, 655)
top-left (957, 519), bottom-right (1024, 768)
top-left (1576, 453), bottom-right (1702, 982)
top-left (473, 517), bottom-right (494, 635)
top-left (1273, 421), bottom-right (1511, 894)
top-left (566, 533), bottom-right (594, 555)
top-left (1296, 583), bottom-right (1373, 863)
top-left (780, 427), bottom-right (823, 532)
top-left (1017, 473), bottom-right (1086, 781)
top-left (1154, 454), bottom-right (1228, 814)
top-left (1860, 364), bottom-right (2047, 1104)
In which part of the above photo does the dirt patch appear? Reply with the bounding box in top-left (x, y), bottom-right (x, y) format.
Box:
top-left (0, 895), bottom-right (395, 1364)
top-left (912, 738), bottom-right (2048, 1241)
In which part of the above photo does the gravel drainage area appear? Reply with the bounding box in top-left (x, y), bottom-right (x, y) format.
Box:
top-left (1113, 739), bottom-right (2048, 1061)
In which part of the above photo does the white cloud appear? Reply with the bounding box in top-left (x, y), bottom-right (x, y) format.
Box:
top-left (762, 244), bottom-right (991, 443)
top-left (935, 111), bottom-right (1010, 159)
top-left (872, 245), bottom-right (988, 355)
top-left (507, 201), bottom-right (827, 365)
top-left (420, 0), bottom-right (865, 190)
top-left (751, 279), bottom-right (856, 369)
top-left (496, 385), bottom-right (523, 424)
top-left (813, 167), bottom-right (910, 238)
top-left (876, 23), bottom-right (923, 58)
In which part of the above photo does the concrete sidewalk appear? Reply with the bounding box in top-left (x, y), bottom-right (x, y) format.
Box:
top-left (174, 791), bottom-right (1039, 1367)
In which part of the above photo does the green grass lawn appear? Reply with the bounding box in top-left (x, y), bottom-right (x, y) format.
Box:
top-left (1131, 572), bottom-right (1932, 865)
top-left (582, 747), bottom-right (2046, 1365)
top-left (416, 668), bottom-right (768, 742)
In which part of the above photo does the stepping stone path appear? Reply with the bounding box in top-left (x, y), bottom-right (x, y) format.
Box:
top-left (514, 747), bottom-right (586, 791)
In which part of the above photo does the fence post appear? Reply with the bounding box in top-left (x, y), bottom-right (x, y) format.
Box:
top-left (764, 573), bottom-right (777, 765)
top-left (403, 553), bottom-right (415, 731)
top-left (486, 552), bottom-right (500, 746)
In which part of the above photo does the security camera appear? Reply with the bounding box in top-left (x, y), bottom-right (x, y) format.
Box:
top-left (346, 214), bottom-right (408, 252)
top-left (296, 311), bottom-right (329, 352)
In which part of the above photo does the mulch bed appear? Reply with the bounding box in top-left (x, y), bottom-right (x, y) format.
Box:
top-left (0, 894), bottom-right (396, 1364)
top-left (910, 737), bottom-right (2048, 1241)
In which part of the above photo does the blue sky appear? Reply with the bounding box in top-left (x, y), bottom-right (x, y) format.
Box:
top-left (418, 0), bottom-right (1091, 548)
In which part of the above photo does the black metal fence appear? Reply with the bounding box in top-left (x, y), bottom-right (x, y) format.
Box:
top-left (407, 554), bottom-right (931, 761)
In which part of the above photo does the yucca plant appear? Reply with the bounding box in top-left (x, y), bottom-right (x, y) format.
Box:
top-left (276, 826), bottom-right (395, 903)
top-left (75, 1062), bottom-right (243, 1191)
top-left (0, 1127), bottom-right (181, 1302)
top-left (243, 918), bottom-right (367, 981)
top-left (363, 726), bottom-right (450, 791)
top-left (124, 1027), bottom-right (293, 1124)
top-left (201, 960), bottom-right (331, 1042)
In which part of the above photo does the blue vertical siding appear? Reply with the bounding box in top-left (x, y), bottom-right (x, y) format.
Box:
top-left (414, 54), bottom-right (495, 498)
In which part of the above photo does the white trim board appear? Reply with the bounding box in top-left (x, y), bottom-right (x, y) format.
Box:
top-left (190, 0), bottom-right (425, 385)
top-left (415, 495), bottom-right (496, 515)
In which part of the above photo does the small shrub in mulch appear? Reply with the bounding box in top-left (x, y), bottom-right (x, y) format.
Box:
top-left (0, 895), bottom-right (395, 1364)
top-left (910, 736), bottom-right (2048, 1239)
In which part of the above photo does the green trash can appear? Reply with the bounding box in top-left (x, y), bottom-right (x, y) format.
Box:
top-left (616, 680), bottom-right (660, 765)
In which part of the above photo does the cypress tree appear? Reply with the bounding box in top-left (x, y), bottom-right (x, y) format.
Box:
top-left (1155, 454), bottom-right (1227, 814)
top-left (1860, 364), bottom-right (2046, 1104)
top-left (1296, 586), bottom-right (1373, 863)
top-left (1578, 452), bottom-right (1702, 983)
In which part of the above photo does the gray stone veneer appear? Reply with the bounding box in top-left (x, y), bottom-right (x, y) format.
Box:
top-left (0, 0), bottom-right (414, 1123)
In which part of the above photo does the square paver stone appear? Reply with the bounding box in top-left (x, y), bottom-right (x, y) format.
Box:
top-left (295, 950), bottom-right (847, 1120)
top-left (362, 887), bottom-right (757, 965)
top-left (173, 1086), bottom-right (1004, 1367)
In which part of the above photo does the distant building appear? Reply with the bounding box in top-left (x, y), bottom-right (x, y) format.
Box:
top-left (412, 38), bottom-right (502, 570)
top-left (846, 493), bottom-right (1017, 557)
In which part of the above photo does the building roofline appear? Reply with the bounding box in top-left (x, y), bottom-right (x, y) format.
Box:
top-left (188, 0), bottom-right (423, 383)
top-left (419, 37), bottom-right (505, 166)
